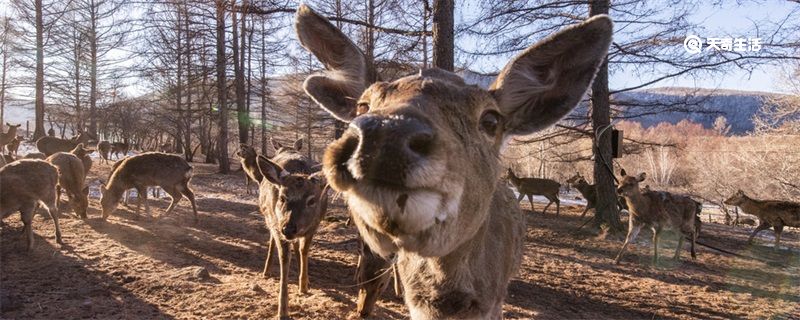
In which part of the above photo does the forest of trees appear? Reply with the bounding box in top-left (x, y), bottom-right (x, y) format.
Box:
top-left (0, 0), bottom-right (798, 233)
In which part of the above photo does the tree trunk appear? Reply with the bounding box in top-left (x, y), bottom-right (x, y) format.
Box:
top-left (33, 0), bottom-right (46, 139)
top-left (431, 0), bottom-right (454, 72)
top-left (259, 12), bottom-right (267, 154)
top-left (175, 6), bottom-right (185, 154)
top-left (232, 0), bottom-right (248, 144)
top-left (216, 0), bottom-right (230, 173)
top-left (184, 2), bottom-right (193, 162)
top-left (589, 0), bottom-right (623, 234)
top-left (88, 0), bottom-right (98, 137)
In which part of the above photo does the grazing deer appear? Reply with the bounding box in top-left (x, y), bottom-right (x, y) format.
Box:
top-left (0, 123), bottom-right (21, 154)
top-left (6, 135), bottom-right (21, 156)
top-left (36, 132), bottom-right (92, 156)
top-left (110, 142), bottom-right (130, 159)
top-left (97, 140), bottom-right (111, 164)
top-left (0, 159), bottom-right (63, 250)
top-left (614, 170), bottom-right (702, 264)
top-left (724, 190), bottom-right (800, 250)
top-left (100, 152), bottom-right (198, 222)
top-left (295, 5), bottom-right (611, 318)
top-left (236, 143), bottom-right (263, 195)
top-left (256, 140), bottom-right (329, 318)
top-left (46, 152), bottom-right (89, 219)
top-left (506, 168), bottom-right (561, 215)
top-left (566, 172), bottom-right (628, 218)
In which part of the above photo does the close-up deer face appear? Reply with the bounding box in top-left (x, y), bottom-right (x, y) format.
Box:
top-left (257, 155), bottom-right (326, 240)
top-left (617, 169), bottom-right (646, 197)
top-left (723, 189), bottom-right (747, 206)
top-left (295, 5), bottom-right (612, 257)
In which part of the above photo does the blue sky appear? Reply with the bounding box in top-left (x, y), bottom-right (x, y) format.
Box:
top-left (610, 1), bottom-right (799, 93)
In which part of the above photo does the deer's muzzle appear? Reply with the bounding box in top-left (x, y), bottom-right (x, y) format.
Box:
top-left (329, 114), bottom-right (435, 189)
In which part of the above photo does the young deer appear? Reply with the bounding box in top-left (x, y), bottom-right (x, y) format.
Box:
top-left (614, 170), bottom-right (702, 264)
top-left (36, 132), bottom-right (92, 156)
top-left (506, 168), bottom-right (561, 215)
top-left (566, 173), bottom-right (597, 218)
top-left (0, 159), bottom-right (63, 250)
top-left (0, 123), bottom-right (21, 154)
top-left (255, 140), bottom-right (328, 318)
top-left (100, 152), bottom-right (198, 222)
top-left (47, 152), bottom-right (89, 219)
top-left (97, 140), bottom-right (112, 164)
top-left (235, 143), bottom-right (263, 195)
top-left (295, 5), bottom-right (611, 318)
top-left (110, 142), bottom-right (130, 159)
top-left (724, 190), bottom-right (800, 250)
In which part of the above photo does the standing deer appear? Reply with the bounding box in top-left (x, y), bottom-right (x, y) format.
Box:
top-left (614, 170), bottom-right (702, 264)
top-left (36, 131), bottom-right (92, 156)
top-left (295, 5), bottom-right (611, 318)
top-left (256, 139), bottom-right (328, 318)
top-left (0, 123), bottom-right (21, 154)
top-left (100, 152), bottom-right (198, 222)
top-left (566, 172), bottom-right (628, 218)
top-left (97, 140), bottom-right (112, 164)
top-left (6, 136), bottom-right (21, 156)
top-left (506, 168), bottom-right (561, 215)
top-left (724, 190), bottom-right (800, 250)
top-left (110, 142), bottom-right (130, 159)
top-left (69, 143), bottom-right (95, 175)
top-left (0, 159), bottom-right (63, 250)
top-left (236, 143), bottom-right (263, 195)
top-left (46, 152), bottom-right (89, 219)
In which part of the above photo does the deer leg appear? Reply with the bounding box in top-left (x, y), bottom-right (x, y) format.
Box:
top-left (652, 226), bottom-right (662, 265)
top-left (516, 193), bottom-right (524, 204)
top-left (162, 186), bottom-right (183, 217)
top-left (580, 206), bottom-right (590, 218)
top-left (747, 222), bottom-right (770, 244)
top-left (135, 186), bottom-right (149, 217)
top-left (20, 204), bottom-right (35, 251)
top-left (674, 235), bottom-right (684, 261)
top-left (276, 238), bottom-right (291, 318)
top-left (299, 236), bottom-right (311, 294)
top-left (529, 195), bottom-right (537, 212)
top-left (773, 225), bottom-right (784, 250)
top-left (180, 182), bottom-right (199, 223)
top-left (614, 220), bottom-right (643, 264)
top-left (691, 228), bottom-right (698, 260)
top-left (263, 233), bottom-right (275, 277)
top-left (393, 263), bottom-right (402, 296)
top-left (43, 190), bottom-right (63, 246)
top-left (555, 198), bottom-right (560, 216)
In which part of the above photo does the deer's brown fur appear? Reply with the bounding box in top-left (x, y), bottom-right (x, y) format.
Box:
top-left (47, 152), bottom-right (89, 219)
top-left (0, 123), bottom-right (20, 153)
top-left (507, 168), bottom-right (561, 215)
top-left (724, 190), bottom-right (800, 249)
top-left (69, 143), bottom-right (94, 175)
top-left (97, 140), bottom-right (111, 164)
top-left (36, 132), bottom-right (92, 156)
top-left (295, 5), bottom-right (612, 318)
top-left (256, 142), bottom-right (328, 318)
top-left (6, 135), bottom-right (21, 156)
top-left (0, 159), bottom-right (63, 250)
top-left (236, 143), bottom-right (263, 195)
top-left (614, 170), bottom-right (702, 264)
top-left (100, 152), bottom-right (198, 222)
top-left (110, 142), bottom-right (130, 159)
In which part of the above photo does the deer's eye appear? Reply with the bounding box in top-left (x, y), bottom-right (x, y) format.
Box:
top-left (306, 196), bottom-right (316, 207)
top-left (279, 195), bottom-right (287, 203)
top-left (356, 102), bottom-right (370, 116)
top-left (479, 110), bottom-right (503, 136)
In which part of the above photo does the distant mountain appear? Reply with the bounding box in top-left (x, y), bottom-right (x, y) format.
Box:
top-left (612, 87), bottom-right (784, 135)
top-left (458, 70), bottom-right (783, 135)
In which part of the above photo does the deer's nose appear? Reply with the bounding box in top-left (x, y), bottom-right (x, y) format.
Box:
top-left (282, 223), bottom-right (298, 239)
top-left (343, 114), bottom-right (435, 185)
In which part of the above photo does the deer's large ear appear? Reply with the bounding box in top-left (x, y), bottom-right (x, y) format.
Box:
top-left (296, 4), bottom-right (368, 122)
top-left (490, 15), bottom-right (613, 136)
top-left (293, 138), bottom-right (304, 152)
top-left (257, 155), bottom-right (286, 185)
top-left (636, 172), bottom-right (646, 182)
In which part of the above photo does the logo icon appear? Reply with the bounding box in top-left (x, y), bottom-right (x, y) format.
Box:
top-left (684, 35), bottom-right (702, 54)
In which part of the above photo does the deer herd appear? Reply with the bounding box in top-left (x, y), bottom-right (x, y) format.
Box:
top-left (1, 6), bottom-right (799, 319)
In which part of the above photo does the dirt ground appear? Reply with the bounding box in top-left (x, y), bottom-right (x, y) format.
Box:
top-left (2, 161), bottom-right (799, 319)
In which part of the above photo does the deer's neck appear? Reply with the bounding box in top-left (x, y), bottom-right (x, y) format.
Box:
top-left (737, 196), bottom-right (763, 214)
top-left (399, 186), bottom-right (522, 319)
top-left (575, 182), bottom-right (594, 196)
top-left (508, 174), bottom-right (522, 187)
top-left (623, 191), bottom-right (651, 216)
